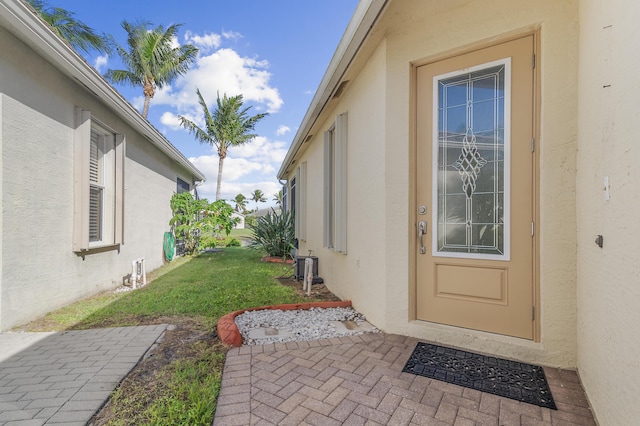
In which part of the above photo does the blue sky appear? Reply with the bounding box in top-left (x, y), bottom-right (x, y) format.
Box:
top-left (53, 0), bottom-right (359, 205)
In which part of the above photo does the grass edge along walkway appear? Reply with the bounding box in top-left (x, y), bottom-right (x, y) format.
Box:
top-left (16, 247), bottom-right (308, 426)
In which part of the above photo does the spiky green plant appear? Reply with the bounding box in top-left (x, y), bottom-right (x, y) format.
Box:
top-left (248, 209), bottom-right (295, 258)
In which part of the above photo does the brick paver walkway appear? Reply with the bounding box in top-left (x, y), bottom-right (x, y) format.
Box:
top-left (213, 333), bottom-right (596, 425)
top-left (0, 325), bottom-right (169, 425)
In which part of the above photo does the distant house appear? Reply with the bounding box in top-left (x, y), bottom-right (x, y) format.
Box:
top-left (0, 0), bottom-right (204, 331)
top-left (230, 212), bottom-right (245, 229)
top-left (250, 207), bottom-right (281, 218)
top-left (277, 0), bottom-right (640, 424)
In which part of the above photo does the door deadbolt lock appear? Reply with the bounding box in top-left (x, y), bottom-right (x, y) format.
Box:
top-left (418, 205), bottom-right (427, 215)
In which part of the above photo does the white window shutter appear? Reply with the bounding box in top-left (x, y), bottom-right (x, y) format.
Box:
top-left (73, 107), bottom-right (91, 251)
top-left (114, 134), bottom-right (125, 245)
top-left (323, 131), bottom-right (332, 248)
top-left (299, 161), bottom-right (307, 241)
top-left (335, 112), bottom-right (348, 254)
top-left (294, 166), bottom-right (301, 238)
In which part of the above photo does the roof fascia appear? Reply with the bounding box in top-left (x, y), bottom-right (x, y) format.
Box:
top-left (0, 0), bottom-right (205, 182)
top-left (277, 0), bottom-right (388, 180)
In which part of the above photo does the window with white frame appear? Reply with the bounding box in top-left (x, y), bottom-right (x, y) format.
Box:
top-left (176, 177), bottom-right (190, 194)
top-left (323, 113), bottom-right (347, 253)
top-left (73, 108), bottom-right (124, 251)
top-left (295, 162), bottom-right (307, 241)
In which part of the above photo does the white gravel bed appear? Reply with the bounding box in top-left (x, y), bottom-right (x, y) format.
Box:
top-left (235, 306), bottom-right (380, 345)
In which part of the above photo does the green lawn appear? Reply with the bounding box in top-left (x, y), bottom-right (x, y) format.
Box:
top-left (74, 247), bottom-right (299, 330)
top-left (229, 227), bottom-right (252, 240)
top-left (21, 247), bottom-right (304, 425)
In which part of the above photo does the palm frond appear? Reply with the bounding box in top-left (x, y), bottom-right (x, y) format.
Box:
top-left (107, 20), bottom-right (198, 101)
top-left (178, 116), bottom-right (216, 147)
top-left (27, 0), bottom-right (112, 54)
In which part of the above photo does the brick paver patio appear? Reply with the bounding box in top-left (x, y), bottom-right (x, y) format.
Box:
top-left (213, 333), bottom-right (596, 425)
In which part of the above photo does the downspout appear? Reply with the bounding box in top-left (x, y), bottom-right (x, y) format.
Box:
top-left (193, 179), bottom-right (203, 200)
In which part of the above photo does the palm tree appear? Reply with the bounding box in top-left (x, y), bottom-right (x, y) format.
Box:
top-left (179, 90), bottom-right (268, 200)
top-left (234, 194), bottom-right (248, 214)
top-left (27, 0), bottom-right (112, 55)
top-left (250, 189), bottom-right (266, 212)
top-left (105, 21), bottom-right (198, 118)
top-left (273, 190), bottom-right (283, 207)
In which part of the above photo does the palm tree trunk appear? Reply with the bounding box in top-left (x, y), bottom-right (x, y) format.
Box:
top-left (142, 95), bottom-right (151, 119)
top-left (216, 155), bottom-right (224, 200)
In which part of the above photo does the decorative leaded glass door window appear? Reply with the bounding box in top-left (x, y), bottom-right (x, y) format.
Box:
top-left (432, 59), bottom-right (511, 260)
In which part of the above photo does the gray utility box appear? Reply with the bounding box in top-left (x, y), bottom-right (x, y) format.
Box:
top-left (295, 256), bottom-right (318, 281)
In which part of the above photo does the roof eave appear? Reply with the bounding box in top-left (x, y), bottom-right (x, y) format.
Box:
top-left (0, 0), bottom-right (205, 182)
top-left (276, 0), bottom-right (388, 180)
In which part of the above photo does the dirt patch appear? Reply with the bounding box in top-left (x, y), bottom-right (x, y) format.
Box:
top-left (90, 317), bottom-right (223, 425)
top-left (276, 276), bottom-right (342, 302)
top-left (261, 256), bottom-right (294, 264)
top-left (90, 276), bottom-right (340, 424)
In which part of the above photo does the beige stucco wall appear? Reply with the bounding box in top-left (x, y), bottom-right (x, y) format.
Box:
top-left (0, 27), bottom-right (194, 330)
top-left (292, 0), bottom-right (579, 369)
top-left (296, 40), bottom-right (389, 327)
top-left (382, 0), bottom-right (579, 368)
top-left (576, 0), bottom-right (640, 424)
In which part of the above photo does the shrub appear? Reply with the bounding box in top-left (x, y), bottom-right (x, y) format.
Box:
top-left (225, 237), bottom-right (241, 247)
top-left (199, 234), bottom-right (218, 249)
top-left (199, 235), bottom-right (241, 249)
top-left (249, 209), bottom-right (294, 258)
top-left (244, 215), bottom-right (257, 228)
top-left (170, 193), bottom-right (238, 255)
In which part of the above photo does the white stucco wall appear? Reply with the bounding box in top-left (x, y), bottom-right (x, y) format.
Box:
top-left (291, 0), bottom-right (580, 369)
top-left (576, 0), bottom-right (640, 424)
top-left (0, 27), bottom-right (195, 330)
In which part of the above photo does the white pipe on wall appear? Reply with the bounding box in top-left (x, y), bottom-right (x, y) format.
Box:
top-left (131, 258), bottom-right (146, 289)
top-left (304, 257), bottom-right (313, 296)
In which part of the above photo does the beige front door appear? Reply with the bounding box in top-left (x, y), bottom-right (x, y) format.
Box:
top-left (415, 36), bottom-right (535, 339)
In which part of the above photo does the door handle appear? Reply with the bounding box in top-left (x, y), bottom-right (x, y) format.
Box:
top-left (418, 221), bottom-right (427, 254)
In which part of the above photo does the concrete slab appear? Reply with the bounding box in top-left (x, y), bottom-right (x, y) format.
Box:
top-left (0, 325), bottom-right (168, 425)
top-left (328, 320), bottom-right (377, 334)
top-left (0, 333), bottom-right (55, 363)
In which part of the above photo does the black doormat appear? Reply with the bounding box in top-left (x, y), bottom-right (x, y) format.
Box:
top-left (402, 342), bottom-right (556, 409)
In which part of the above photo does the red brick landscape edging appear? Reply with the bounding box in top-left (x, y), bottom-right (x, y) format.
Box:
top-left (217, 300), bottom-right (352, 346)
top-left (260, 256), bottom-right (295, 264)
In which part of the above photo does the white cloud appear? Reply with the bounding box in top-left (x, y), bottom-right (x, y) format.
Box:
top-left (191, 155), bottom-right (264, 182)
top-left (184, 31), bottom-right (222, 51)
top-left (188, 136), bottom-right (286, 203)
top-left (131, 95), bottom-right (144, 111)
top-left (276, 125), bottom-right (291, 136)
top-left (222, 31), bottom-right (242, 41)
top-left (152, 46), bottom-right (283, 114)
top-left (169, 35), bottom-right (180, 49)
top-left (199, 180), bottom-right (280, 206)
top-left (159, 111), bottom-right (182, 130)
top-left (228, 136), bottom-right (288, 164)
top-left (94, 55), bottom-right (108, 72)
top-left (222, 181), bottom-right (282, 203)
top-left (131, 29), bottom-right (286, 202)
